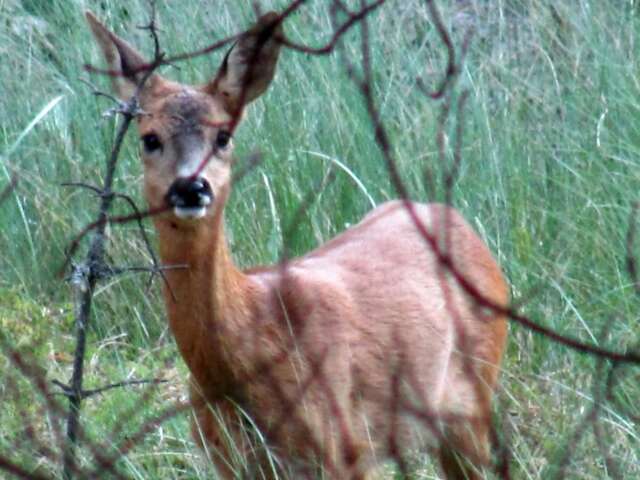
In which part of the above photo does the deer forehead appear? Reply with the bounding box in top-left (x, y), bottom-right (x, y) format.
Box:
top-left (139, 86), bottom-right (230, 138)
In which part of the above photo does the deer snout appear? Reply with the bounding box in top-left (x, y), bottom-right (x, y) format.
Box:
top-left (165, 177), bottom-right (214, 219)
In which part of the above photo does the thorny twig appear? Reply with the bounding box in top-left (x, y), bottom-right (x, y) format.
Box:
top-left (61, 5), bottom-right (165, 479)
top-left (61, 182), bottom-right (176, 297)
top-left (83, 0), bottom-right (308, 78)
top-left (78, 78), bottom-right (144, 118)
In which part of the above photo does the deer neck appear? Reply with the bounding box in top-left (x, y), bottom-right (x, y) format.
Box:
top-left (155, 187), bottom-right (252, 398)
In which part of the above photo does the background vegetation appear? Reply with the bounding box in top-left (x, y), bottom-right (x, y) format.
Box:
top-left (1, 0), bottom-right (639, 478)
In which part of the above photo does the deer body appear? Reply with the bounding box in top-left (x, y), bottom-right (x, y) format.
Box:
top-left (87, 11), bottom-right (508, 480)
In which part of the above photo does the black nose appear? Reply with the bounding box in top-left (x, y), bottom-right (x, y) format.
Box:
top-left (165, 177), bottom-right (214, 208)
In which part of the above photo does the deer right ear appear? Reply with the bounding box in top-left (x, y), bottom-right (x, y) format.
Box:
top-left (85, 11), bottom-right (153, 100)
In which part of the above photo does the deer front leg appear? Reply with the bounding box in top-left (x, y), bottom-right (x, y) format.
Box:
top-left (189, 382), bottom-right (280, 479)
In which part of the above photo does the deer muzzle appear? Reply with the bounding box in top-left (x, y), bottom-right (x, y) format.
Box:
top-left (165, 177), bottom-right (214, 219)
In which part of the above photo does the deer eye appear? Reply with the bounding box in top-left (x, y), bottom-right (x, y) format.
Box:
top-left (215, 130), bottom-right (232, 149)
top-left (141, 134), bottom-right (162, 153)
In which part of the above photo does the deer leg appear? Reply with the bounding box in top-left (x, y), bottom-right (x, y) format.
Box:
top-left (438, 418), bottom-right (490, 480)
top-left (190, 385), bottom-right (280, 479)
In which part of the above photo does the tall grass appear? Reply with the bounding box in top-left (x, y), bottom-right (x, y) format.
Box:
top-left (1, 0), bottom-right (639, 478)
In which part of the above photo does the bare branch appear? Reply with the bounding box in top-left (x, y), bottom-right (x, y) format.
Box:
top-left (626, 201), bottom-right (640, 296)
top-left (0, 173), bottom-right (18, 205)
top-left (277, 0), bottom-right (387, 55)
top-left (53, 378), bottom-right (167, 400)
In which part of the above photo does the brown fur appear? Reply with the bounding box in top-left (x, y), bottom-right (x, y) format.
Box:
top-left (87, 11), bottom-right (508, 480)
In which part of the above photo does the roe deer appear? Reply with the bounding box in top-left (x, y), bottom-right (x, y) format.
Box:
top-left (87, 10), bottom-right (508, 480)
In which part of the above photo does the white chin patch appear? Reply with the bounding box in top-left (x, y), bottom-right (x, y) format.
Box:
top-left (174, 206), bottom-right (207, 219)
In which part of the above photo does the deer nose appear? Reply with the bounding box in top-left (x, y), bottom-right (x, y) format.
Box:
top-left (165, 177), bottom-right (214, 209)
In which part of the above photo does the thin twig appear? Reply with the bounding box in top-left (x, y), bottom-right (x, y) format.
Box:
top-left (61, 183), bottom-right (177, 297)
top-left (0, 173), bottom-right (18, 205)
top-left (86, 402), bottom-right (190, 479)
top-left (626, 201), bottom-right (640, 296)
top-left (53, 378), bottom-right (167, 400)
top-left (59, 204), bottom-right (168, 277)
top-left (83, 0), bottom-right (308, 78)
top-left (278, 0), bottom-right (386, 55)
top-left (281, 169), bottom-right (337, 261)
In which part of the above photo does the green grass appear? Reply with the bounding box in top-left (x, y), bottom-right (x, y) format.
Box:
top-left (1, 0), bottom-right (639, 478)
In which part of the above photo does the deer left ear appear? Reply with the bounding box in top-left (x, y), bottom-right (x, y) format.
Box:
top-left (205, 12), bottom-right (282, 113)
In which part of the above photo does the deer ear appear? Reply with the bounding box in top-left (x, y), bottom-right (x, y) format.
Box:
top-left (205, 12), bottom-right (282, 113)
top-left (85, 11), bottom-right (153, 100)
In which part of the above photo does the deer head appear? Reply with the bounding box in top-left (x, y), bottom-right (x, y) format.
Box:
top-left (86, 11), bottom-right (282, 227)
